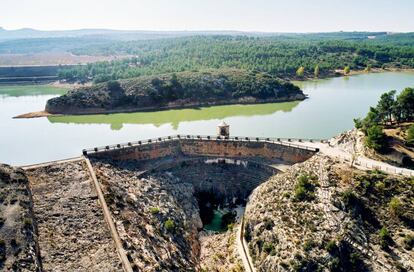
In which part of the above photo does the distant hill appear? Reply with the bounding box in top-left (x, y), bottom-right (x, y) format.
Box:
top-left (0, 27), bottom-right (396, 42)
top-left (0, 27), bottom-right (273, 42)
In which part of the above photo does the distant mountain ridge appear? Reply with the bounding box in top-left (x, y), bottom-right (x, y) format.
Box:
top-left (0, 27), bottom-right (396, 42)
top-left (0, 27), bottom-right (276, 41)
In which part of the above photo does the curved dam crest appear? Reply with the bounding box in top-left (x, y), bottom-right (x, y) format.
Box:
top-left (84, 135), bottom-right (318, 165)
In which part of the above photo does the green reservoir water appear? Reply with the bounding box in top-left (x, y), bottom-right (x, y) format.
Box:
top-left (1, 71), bottom-right (414, 165)
top-left (203, 210), bottom-right (227, 232)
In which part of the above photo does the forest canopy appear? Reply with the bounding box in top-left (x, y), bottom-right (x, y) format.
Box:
top-left (57, 34), bottom-right (414, 83)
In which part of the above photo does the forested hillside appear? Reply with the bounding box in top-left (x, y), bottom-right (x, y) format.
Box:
top-left (58, 33), bottom-right (414, 83)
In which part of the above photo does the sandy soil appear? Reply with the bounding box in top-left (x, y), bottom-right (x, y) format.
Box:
top-left (13, 111), bottom-right (56, 118)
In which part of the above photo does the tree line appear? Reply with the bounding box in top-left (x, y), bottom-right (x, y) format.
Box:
top-left (58, 35), bottom-right (414, 83)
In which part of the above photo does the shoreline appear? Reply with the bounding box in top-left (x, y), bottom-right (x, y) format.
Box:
top-left (290, 67), bottom-right (414, 82)
top-left (13, 67), bottom-right (414, 119)
top-left (14, 96), bottom-right (307, 119)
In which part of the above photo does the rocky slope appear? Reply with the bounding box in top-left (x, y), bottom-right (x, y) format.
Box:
top-left (92, 159), bottom-right (203, 271)
top-left (25, 161), bottom-right (122, 271)
top-left (244, 154), bottom-right (414, 271)
top-left (0, 164), bottom-right (41, 271)
top-left (199, 229), bottom-right (244, 272)
top-left (45, 69), bottom-right (305, 114)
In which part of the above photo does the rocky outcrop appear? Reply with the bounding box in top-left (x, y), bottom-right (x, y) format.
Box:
top-left (25, 161), bottom-right (122, 271)
top-left (0, 164), bottom-right (41, 271)
top-left (91, 159), bottom-right (203, 271)
top-left (244, 154), bottom-right (414, 271)
top-left (45, 69), bottom-right (306, 115)
top-left (199, 229), bottom-right (244, 272)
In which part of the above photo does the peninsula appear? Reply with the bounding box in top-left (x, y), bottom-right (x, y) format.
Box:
top-left (44, 69), bottom-right (305, 115)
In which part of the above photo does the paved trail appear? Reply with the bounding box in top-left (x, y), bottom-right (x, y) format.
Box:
top-left (236, 217), bottom-right (255, 272)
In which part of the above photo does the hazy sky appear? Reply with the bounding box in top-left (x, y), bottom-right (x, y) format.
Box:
top-left (1, 0), bottom-right (413, 32)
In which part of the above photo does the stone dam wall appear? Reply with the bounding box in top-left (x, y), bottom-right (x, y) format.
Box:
top-left (85, 136), bottom-right (318, 165)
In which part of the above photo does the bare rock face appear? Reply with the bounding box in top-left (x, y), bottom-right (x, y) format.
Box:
top-left (244, 155), bottom-right (414, 271)
top-left (0, 164), bottom-right (41, 271)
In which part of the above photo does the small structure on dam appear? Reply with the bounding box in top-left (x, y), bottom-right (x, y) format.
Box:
top-left (217, 121), bottom-right (230, 137)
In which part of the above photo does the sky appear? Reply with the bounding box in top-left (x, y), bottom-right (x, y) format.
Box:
top-left (1, 0), bottom-right (413, 33)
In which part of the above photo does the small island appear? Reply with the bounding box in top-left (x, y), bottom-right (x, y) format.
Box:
top-left (44, 69), bottom-right (306, 115)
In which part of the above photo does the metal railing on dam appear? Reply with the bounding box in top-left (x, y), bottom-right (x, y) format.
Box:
top-left (82, 134), bottom-right (325, 155)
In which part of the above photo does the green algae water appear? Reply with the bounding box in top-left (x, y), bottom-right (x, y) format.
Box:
top-left (1, 71), bottom-right (414, 165)
top-left (203, 210), bottom-right (227, 232)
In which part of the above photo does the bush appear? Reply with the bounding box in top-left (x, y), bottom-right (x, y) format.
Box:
top-left (365, 125), bottom-right (387, 151)
top-left (150, 207), bottom-right (160, 214)
top-left (388, 197), bottom-right (403, 217)
top-left (164, 219), bottom-right (175, 232)
top-left (325, 240), bottom-right (338, 254)
top-left (379, 227), bottom-right (391, 249)
top-left (329, 257), bottom-right (341, 271)
top-left (349, 252), bottom-right (363, 270)
top-left (403, 235), bottom-right (414, 250)
top-left (344, 66), bottom-right (351, 75)
top-left (374, 181), bottom-right (385, 192)
top-left (341, 191), bottom-right (362, 215)
top-left (23, 218), bottom-right (32, 229)
top-left (263, 217), bottom-right (274, 231)
top-left (294, 174), bottom-right (317, 201)
top-left (296, 66), bottom-right (305, 77)
top-left (303, 240), bottom-right (316, 251)
top-left (263, 243), bottom-right (276, 255)
top-left (227, 223), bottom-right (234, 231)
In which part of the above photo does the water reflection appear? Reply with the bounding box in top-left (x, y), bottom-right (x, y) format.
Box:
top-left (0, 85), bottom-right (67, 97)
top-left (48, 101), bottom-right (301, 130)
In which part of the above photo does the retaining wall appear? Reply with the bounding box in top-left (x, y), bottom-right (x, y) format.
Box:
top-left (86, 137), bottom-right (317, 164)
top-left (180, 139), bottom-right (315, 164)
